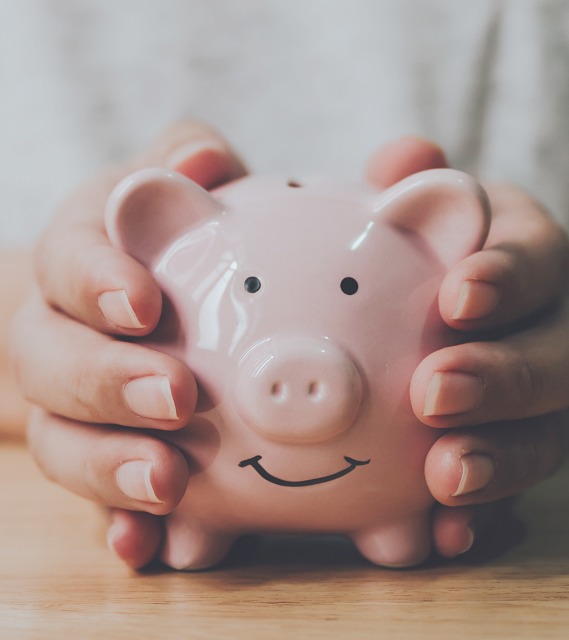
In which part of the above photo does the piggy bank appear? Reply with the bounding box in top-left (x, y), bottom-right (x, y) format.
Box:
top-left (105, 168), bottom-right (490, 569)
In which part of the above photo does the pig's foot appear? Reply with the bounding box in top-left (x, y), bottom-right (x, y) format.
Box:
top-left (351, 515), bottom-right (432, 568)
top-left (161, 518), bottom-right (234, 571)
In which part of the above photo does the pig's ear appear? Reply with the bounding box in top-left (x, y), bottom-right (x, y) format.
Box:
top-left (105, 168), bottom-right (223, 266)
top-left (376, 169), bottom-right (491, 268)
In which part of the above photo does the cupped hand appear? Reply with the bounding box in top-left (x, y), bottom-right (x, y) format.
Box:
top-left (368, 137), bottom-right (569, 558)
top-left (11, 121), bottom-right (247, 568)
top-left (17, 130), bottom-right (567, 569)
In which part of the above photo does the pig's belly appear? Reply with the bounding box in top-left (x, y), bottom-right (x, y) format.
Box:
top-left (169, 435), bottom-right (437, 535)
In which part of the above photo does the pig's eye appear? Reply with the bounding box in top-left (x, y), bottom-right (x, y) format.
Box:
top-left (341, 277), bottom-right (359, 295)
top-left (244, 276), bottom-right (262, 293)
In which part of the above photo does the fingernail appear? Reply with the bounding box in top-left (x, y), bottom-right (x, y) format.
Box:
top-left (123, 375), bottom-right (178, 421)
top-left (98, 290), bottom-right (144, 330)
top-left (166, 141), bottom-right (224, 170)
top-left (115, 460), bottom-right (162, 503)
top-left (423, 371), bottom-right (484, 417)
top-left (452, 280), bottom-right (500, 320)
top-left (107, 522), bottom-right (121, 555)
top-left (452, 454), bottom-right (495, 497)
top-left (457, 527), bottom-right (475, 555)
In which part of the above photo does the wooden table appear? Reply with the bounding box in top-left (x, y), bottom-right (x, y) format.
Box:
top-left (1, 442), bottom-right (568, 639)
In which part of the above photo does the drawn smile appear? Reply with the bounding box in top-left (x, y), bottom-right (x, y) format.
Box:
top-left (238, 455), bottom-right (370, 487)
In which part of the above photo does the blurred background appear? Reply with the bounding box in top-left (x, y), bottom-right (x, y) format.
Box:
top-left (2, 0), bottom-right (569, 245)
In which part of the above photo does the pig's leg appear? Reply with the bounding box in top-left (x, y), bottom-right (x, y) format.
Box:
top-left (351, 512), bottom-right (432, 568)
top-left (161, 514), bottom-right (235, 570)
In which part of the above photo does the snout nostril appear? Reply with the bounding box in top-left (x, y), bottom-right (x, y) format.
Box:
top-left (308, 381), bottom-right (326, 400)
top-left (270, 381), bottom-right (286, 401)
top-left (270, 380), bottom-right (326, 401)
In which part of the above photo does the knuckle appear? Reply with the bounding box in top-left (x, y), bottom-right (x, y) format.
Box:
top-left (69, 245), bottom-right (96, 303)
top-left (493, 245), bottom-right (519, 277)
top-left (72, 346), bottom-right (113, 422)
top-left (512, 349), bottom-right (544, 415)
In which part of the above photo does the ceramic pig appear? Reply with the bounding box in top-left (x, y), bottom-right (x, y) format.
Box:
top-left (105, 168), bottom-right (490, 569)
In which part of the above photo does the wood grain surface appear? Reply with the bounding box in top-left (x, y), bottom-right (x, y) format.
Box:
top-left (1, 442), bottom-right (568, 639)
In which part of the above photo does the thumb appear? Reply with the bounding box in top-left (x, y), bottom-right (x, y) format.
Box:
top-left (366, 136), bottom-right (448, 188)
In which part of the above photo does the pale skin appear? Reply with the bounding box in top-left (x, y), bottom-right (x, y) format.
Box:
top-left (0, 250), bottom-right (33, 439)
top-left (8, 123), bottom-right (569, 568)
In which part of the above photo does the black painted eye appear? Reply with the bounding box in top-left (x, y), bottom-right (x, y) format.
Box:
top-left (341, 277), bottom-right (359, 295)
top-left (244, 276), bottom-right (262, 293)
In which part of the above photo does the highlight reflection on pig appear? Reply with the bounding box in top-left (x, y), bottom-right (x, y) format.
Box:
top-left (106, 168), bottom-right (490, 569)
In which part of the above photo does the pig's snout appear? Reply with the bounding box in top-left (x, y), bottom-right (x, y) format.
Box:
top-left (236, 337), bottom-right (363, 443)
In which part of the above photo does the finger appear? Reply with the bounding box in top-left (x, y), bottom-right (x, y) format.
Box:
top-left (411, 305), bottom-right (569, 426)
top-left (424, 412), bottom-right (568, 507)
top-left (431, 504), bottom-right (477, 558)
top-left (142, 120), bottom-right (248, 187)
top-left (27, 408), bottom-right (189, 516)
top-left (107, 509), bottom-right (163, 570)
top-left (365, 136), bottom-right (448, 188)
top-left (12, 295), bottom-right (196, 428)
top-left (431, 501), bottom-right (506, 559)
top-left (440, 184), bottom-right (569, 329)
top-left (35, 120), bottom-right (247, 336)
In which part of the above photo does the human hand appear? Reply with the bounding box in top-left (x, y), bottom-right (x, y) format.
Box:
top-left (368, 137), bottom-right (569, 558)
top-left (18, 130), bottom-right (567, 569)
top-left (0, 249), bottom-right (33, 439)
top-left (11, 121), bottom-right (247, 567)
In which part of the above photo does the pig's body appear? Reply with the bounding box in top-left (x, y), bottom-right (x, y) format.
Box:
top-left (106, 170), bottom-right (490, 569)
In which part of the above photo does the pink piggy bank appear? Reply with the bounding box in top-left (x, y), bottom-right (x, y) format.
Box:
top-left (105, 168), bottom-right (490, 570)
